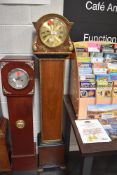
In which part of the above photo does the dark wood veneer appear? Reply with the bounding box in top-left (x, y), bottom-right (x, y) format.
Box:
top-left (0, 117), bottom-right (11, 172)
top-left (1, 57), bottom-right (37, 171)
top-left (7, 96), bottom-right (34, 155)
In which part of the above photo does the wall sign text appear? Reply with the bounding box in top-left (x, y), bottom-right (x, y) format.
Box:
top-left (86, 1), bottom-right (117, 13)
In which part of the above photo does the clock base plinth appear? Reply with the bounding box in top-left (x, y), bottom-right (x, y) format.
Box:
top-left (11, 143), bottom-right (37, 171)
top-left (11, 154), bottom-right (37, 171)
top-left (38, 142), bottom-right (65, 169)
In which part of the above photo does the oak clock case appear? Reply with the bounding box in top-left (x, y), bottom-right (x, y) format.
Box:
top-left (33, 14), bottom-right (73, 170)
top-left (1, 56), bottom-right (37, 171)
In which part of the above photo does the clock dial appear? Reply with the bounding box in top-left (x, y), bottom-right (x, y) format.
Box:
top-left (8, 68), bottom-right (29, 90)
top-left (39, 18), bottom-right (68, 48)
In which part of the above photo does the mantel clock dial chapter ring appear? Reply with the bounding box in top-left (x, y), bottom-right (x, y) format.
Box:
top-left (39, 17), bottom-right (68, 48)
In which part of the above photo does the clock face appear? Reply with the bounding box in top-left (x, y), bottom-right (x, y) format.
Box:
top-left (8, 68), bottom-right (29, 90)
top-left (39, 18), bottom-right (68, 48)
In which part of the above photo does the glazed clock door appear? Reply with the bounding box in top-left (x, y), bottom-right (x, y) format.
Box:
top-left (8, 68), bottom-right (30, 89)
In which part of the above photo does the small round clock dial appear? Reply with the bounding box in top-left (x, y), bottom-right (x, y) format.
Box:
top-left (39, 18), bottom-right (68, 48)
top-left (8, 68), bottom-right (29, 90)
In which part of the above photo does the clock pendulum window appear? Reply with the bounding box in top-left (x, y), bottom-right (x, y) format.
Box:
top-left (0, 56), bottom-right (37, 171)
top-left (32, 13), bottom-right (74, 170)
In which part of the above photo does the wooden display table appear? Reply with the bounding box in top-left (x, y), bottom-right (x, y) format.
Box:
top-left (0, 117), bottom-right (11, 172)
top-left (64, 95), bottom-right (117, 175)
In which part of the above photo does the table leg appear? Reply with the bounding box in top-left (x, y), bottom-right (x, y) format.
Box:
top-left (63, 102), bottom-right (71, 156)
top-left (82, 156), bottom-right (93, 175)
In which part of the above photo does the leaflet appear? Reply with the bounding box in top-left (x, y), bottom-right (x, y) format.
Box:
top-left (75, 119), bottom-right (111, 144)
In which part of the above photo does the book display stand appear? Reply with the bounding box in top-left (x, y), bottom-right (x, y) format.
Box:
top-left (70, 41), bottom-right (117, 119)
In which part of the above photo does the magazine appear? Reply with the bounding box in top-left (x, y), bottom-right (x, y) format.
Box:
top-left (75, 119), bottom-right (111, 144)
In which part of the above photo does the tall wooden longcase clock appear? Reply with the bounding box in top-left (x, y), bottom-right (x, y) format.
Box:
top-left (1, 56), bottom-right (37, 171)
top-left (33, 14), bottom-right (73, 169)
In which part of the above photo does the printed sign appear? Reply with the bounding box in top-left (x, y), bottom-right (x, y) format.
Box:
top-left (64, 0), bottom-right (117, 42)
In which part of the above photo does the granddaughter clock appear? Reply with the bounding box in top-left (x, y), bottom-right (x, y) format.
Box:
top-left (1, 57), bottom-right (37, 171)
top-left (33, 13), bottom-right (73, 170)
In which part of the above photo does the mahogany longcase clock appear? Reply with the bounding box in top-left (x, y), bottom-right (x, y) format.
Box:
top-left (1, 56), bottom-right (37, 171)
top-left (33, 13), bottom-right (73, 170)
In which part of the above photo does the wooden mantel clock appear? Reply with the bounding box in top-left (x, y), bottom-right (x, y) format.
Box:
top-left (32, 13), bottom-right (73, 170)
top-left (1, 56), bottom-right (37, 171)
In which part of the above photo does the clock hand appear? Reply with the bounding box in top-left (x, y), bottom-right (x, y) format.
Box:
top-left (13, 78), bottom-right (16, 82)
top-left (43, 35), bottom-right (51, 43)
top-left (54, 36), bottom-right (61, 43)
top-left (43, 23), bottom-right (51, 30)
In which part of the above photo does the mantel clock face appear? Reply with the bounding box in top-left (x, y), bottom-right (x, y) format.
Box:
top-left (39, 18), bottom-right (68, 48)
top-left (33, 14), bottom-right (73, 53)
top-left (8, 68), bottom-right (29, 90)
